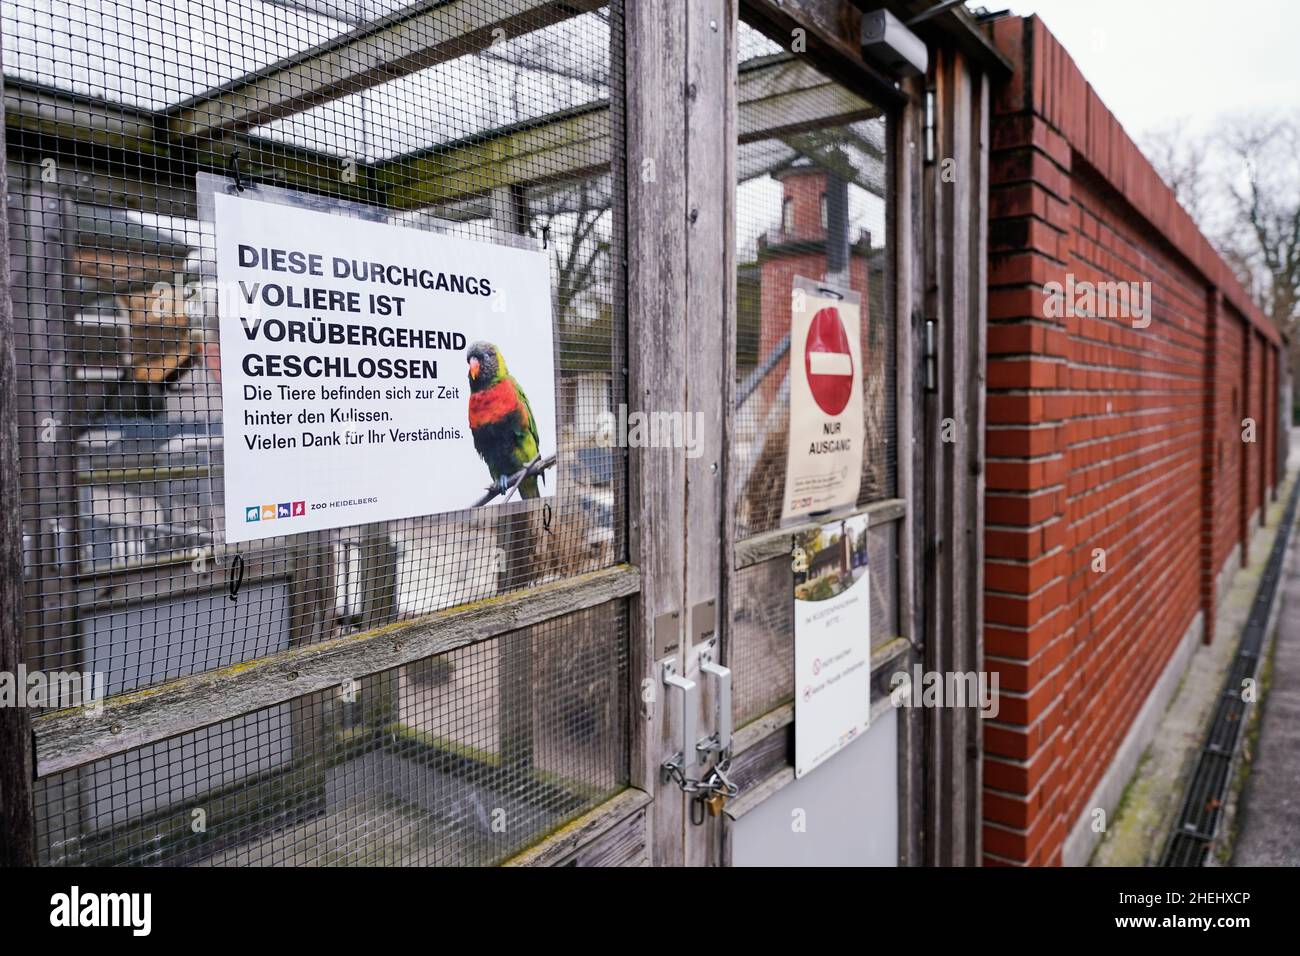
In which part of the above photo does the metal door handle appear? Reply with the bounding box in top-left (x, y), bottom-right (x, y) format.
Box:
top-left (699, 655), bottom-right (732, 759)
top-left (662, 659), bottom-right (698, 771)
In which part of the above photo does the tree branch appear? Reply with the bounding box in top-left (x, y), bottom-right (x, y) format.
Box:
top-left (471, 454), bottom-right (557, 507)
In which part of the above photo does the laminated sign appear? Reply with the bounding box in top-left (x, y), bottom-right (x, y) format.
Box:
top-left (793, 513), bottom-right (871, 778)
top-left (781, 276), bottom-right (865, 522)
top-left (210, 186), bottom-right (557, 544)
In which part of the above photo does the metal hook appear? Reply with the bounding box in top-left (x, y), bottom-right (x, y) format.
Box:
top-left (229, 150), bottom-right (245, 192)
top-left (228, 554), bottom-right (245, 602)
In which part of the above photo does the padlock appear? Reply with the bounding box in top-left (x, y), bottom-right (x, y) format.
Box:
top-left (704, 791), bottom-right (727, 817)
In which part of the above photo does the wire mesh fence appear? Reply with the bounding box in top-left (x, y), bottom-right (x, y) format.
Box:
top-left (4, 0), bottom-right (629, 865)
top-left (34, 600), bottom-right (629, 866)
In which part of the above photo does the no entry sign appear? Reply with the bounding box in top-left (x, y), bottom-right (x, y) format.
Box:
top-left (804, 306), bottom-right (855, 416)
top-left (781, 276), bottom-right (865, 522)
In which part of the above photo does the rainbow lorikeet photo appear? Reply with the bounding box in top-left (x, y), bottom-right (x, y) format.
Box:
top-left (466, 341), bottom-right (542, 498)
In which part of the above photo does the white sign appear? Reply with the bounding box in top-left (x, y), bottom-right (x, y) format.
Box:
top-left (793, 513), bottom-right (871, 778)
top-left (781, 276), bottom-right (865, 522)
top-left (212, 190), bottom-right (557, 543)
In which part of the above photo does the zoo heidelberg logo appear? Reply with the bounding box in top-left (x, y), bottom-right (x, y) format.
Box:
top-left (246, 501), bottom-right (307, 522)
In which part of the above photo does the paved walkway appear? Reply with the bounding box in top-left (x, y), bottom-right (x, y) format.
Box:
top-left (1232, 430), bottom-right (1300, 865)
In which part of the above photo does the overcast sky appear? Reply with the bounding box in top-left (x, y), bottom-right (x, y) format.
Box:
top-left (983, 0), bottom-right (1299, 140)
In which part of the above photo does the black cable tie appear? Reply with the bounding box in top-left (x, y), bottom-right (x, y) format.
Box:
top-left (541, 503), bottom-right (553, 534)
top-left (228, 554), bottom-right (245, 602)
top-left (229, 150), bottom-right (245, 192)
top-left (691, 794), bottom-right (706, 826)
top-left (541, 224), bottom-right (550, 249)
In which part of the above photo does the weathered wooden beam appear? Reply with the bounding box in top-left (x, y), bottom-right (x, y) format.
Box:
top-left (681, 0), bottom-right (735, 870)
top-left (2, 82), bottom-right (160, 154)
top-left (0, 57), bottom-right (37, 867)
top-left (379, 106), bottom-right (610, 209)
top-left (625, 0), bottom-right (690, 868)
top-left (734, 497), bottom-right (906, 568)
top-left (741, 0), bottom-right (906, 110)
top-left (6, 59), bottom-right (871, 214)
top-left (737, 54), bottom-right (879, 143)
top-left (2, 81), bottom-right (382, 209)
top-left (167, 0), bottom-right (604, 139)
top-left (32, 563), bottom-right (640, 777)
top-left (380, 56), bottom-right (871, 209)
top-left (895, 70), bottom-right (925, 869)
top-left (502, 787), bottom-right (651, 866)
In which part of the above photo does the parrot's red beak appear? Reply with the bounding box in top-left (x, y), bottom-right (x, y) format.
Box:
top-left (468, 357), bottom-right (480, 381)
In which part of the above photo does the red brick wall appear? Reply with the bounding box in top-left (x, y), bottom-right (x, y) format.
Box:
top-left (983, 16), bottom-right (1283, 866)
top-left (1209, 305), bottom-right (1245, 610)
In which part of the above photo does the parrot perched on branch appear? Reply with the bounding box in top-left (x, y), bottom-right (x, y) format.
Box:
top-left (466, 341), bottom-right (542, 499)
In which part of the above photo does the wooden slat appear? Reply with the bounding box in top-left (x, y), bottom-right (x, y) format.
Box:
top-left (503, 787), bottom-right (651, 866)
top-left (167, 0), bottom-right (605, 139)
top-left (380, 107), bottom-right (610, 208)
top-left (2, 83), bottom-right (160, 154)
top-left (380, 56), bottom-right (874, 208)
top-left (734, 497), bottom-right (906, 568)
top-left (32, 563), bottom-right (640, 777)
top-left (741, 0), bottom-right (905, 110)
top-left (901, 69), bottom-right (928, 869)
top-left (938, 47), bottom-right (974, 865)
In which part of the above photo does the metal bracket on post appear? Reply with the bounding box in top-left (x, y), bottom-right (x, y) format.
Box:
top-left (923, 318), bottom-right (938, 393)
top-left (659, 658), bottom-right (698, 786)
top-left (697, 640), bottom-right (732, 763)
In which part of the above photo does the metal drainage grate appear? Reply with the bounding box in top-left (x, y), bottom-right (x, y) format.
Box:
top-left (1161, 478), bottom-right (1300, 866)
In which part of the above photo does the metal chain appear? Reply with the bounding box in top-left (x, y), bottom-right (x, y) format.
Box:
top-left (662, 751), bottom-right (739, 798)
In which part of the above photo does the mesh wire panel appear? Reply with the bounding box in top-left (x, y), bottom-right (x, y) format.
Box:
top-left (733, 20), bottom-right (894, 540)
top-left (732, 522), bottom-right (898, 728)
top-left (34, 601), bottom-right (629, 866)
top-left (5, 0), bottom-right (629, 866)
top-left (5, 0), bottom-right (626, 697)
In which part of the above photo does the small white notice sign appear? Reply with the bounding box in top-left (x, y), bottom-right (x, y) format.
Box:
top-left (793, 512), bottom-right (872, 778)
top-left (210, 187), bottom-right (558, 544)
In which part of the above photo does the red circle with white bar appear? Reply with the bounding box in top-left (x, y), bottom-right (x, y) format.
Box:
top-left (804, 306), bottom-right (855, 415)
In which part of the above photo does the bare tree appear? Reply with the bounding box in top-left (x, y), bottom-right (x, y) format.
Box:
top-left (1142, 119), bottom-right (1210, 224)
top-left (1145, 113), bottom-right (1300, 384)
top-left (1217, 115), bottom-right (1300, 352)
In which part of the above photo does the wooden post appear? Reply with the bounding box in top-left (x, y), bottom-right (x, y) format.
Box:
top-left (923, 44), bottom-right (987, 866)
top-left (895, 71), bottom-right (925, 868)
top-left (490, 184), bottom-right (538, 776)
top-left (356, 527), bottom-right (399, 730)
top-left (0, 57), bottom-right (37, 867)
top-left (682, 0), bottom-right (735, 868)
top-left (626, 0), bottom-right (690, 866)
